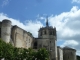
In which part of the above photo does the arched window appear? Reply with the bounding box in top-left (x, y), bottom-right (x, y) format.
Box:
top-left (34, 42), bottom-right (37, 49)
top-left (49, 31), bottom-right (52, 35)
top-left (44, 30), bottom-right (46, 34)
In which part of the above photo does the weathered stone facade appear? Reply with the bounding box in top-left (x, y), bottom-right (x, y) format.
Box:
top-left (11, 25), bottom-right (33, 48)
top-left (0, 19), bottom-right (33, 49)
top-left (63, 46), bottom-right (76, 60)
top-left (57, 46), bottom-right (63, 60)
top-left (37, 19), bottom-right (57, 60)
top-left (0, 19), bottom-right (77, 60)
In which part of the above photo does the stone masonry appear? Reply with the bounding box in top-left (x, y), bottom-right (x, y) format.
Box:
top-left (0, 19), bottom-right (77, 60)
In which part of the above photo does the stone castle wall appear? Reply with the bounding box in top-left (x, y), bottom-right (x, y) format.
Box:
top-left (0, 19), bottom-right (76, 60)
top-left (63, 47), bottom-right (76, 60)
top-left (38, 26), bottom-right (57, 60)
top-left (11, 25), bottom-right (33, 49)
top-left (0, 19), bottom-right (33, 49)
top-left (57, 46), bottom-right (63, 60)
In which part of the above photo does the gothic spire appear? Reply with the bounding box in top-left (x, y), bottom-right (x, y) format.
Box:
top-left (46, 16), bottom-right (49, 27)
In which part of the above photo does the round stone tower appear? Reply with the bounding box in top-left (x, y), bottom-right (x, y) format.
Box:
top-left (1, 19), bottom-right (12, 43)
top-left (38, 18), bottom-right (57, 60)
top-left (63, 46), bottom-right (76, 60)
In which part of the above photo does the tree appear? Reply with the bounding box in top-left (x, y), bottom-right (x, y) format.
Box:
top-left (37, 48), bottom-right (49, 60)
top-left (0, 38), bottom-right (14, 60)
top-left (0, 38), bottom-right (49, 60)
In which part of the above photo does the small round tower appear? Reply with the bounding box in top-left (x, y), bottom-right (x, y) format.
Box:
top-left (1, 19), bottom-right (12, 43)
top-left (63, 46), bottom-right (76, 60)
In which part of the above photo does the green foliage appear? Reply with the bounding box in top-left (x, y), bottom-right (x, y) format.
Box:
top-left (27, 32), bottom-right (32, 36)
top-left (0, 38), bottom-right (14, 60)
top-left (0, 39), bottom-right (49, 60)
top-left (37, 48), bottom-right (49, 60)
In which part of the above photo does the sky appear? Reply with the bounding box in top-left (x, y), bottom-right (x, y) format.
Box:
top-left (0, 0), bottom-right (80, 55)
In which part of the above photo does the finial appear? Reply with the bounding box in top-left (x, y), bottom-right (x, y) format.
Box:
top-left (46, 16), bottom-right (49, 27)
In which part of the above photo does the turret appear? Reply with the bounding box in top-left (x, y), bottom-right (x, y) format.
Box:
top-left (63, 46), bottom-right (76, 60)
top-left (1, 19), bottom-right (12, 43)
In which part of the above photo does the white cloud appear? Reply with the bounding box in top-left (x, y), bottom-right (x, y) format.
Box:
top-left (0, 13), bottom-right (43, 37)
top-left (0, 6), bottom-right (80, 55)
top-left (1, 0), bottom-right (10, 7)
top-left (72, 0), bottom-right (80, 3)
top-left (24, 20), bottom-right (43, 37)
top-left (48, 6), bottom-right (80, 40)
top-left (77, 51), bottom-right (80, 55)
top-left (60, 40), bottom-right (79, 55)
top-left (60, 40), bottom-right (79, 47)
top-left (48, 6), bottom-right (80, 55)
top-left (36, 14), bottom-right (46, 20)
top-left (39, 17), bottom-right (45, 20)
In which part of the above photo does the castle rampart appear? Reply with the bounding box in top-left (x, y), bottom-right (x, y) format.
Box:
top-left (11, 25), bottom-right (33, 49)
top-left (0, 19), bottom-right (77, 60)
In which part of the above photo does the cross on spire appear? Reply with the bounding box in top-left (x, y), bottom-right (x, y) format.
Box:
top-left (46, 16), bottom-right (49, 27)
